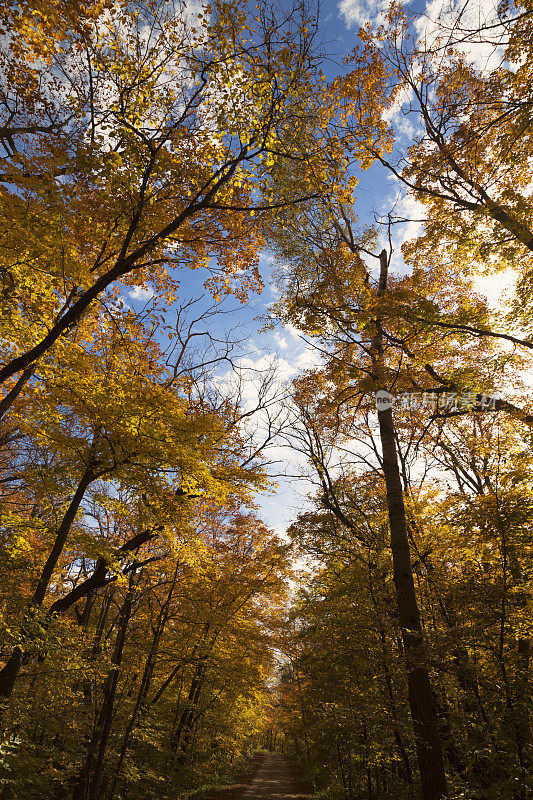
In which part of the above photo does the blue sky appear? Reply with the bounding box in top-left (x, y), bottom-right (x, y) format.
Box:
top-left (126, 0), bottom-right (510, 538)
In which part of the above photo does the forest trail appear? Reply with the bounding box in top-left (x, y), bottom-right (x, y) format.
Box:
top-left (239, 753), bottom-right (309, 799)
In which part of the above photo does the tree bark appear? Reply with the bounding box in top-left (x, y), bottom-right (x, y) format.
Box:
top-left (0, 365), bottom-right (34, 422)
top-left (32, 467), bottom-right (95, 608)
top-left (107, 560), bottom-right (180, 798)
top-left (377, 404), bottom-right (448, 800)
top-left (373, 249), bottom-right (448, 800)
top-left (171, 660), bottom-right (206, 755)
top-left (75, 569), bottom-right (138, 800)
top-left (48, 526), bottom-right (162, 616)
top-left (0, 467), bottom-right (95, 700)
top-left (368, 569), bottom-right (414, 789)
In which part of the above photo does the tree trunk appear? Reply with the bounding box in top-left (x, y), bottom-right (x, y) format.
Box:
top-left (75, 570), bottom-right (137, 800)
top-left (374, 249), bottom-right (448, 800)
top-left (377, 403), bottom-right (448, 800)
top-left (0, 467), bottom-right (94, 701)
top-left (172, 660), bottom-right (206, 754)
top-left (107, 560), bottom-right (180, 797)
top-left (367, 562), bottom-right (414, 789)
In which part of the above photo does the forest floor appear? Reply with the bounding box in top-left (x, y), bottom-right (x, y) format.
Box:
top-left (206, 753), bottom-right (311, 800)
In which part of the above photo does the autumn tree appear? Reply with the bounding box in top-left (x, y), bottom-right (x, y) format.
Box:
top-left (0, 0), bottom-right (338, 418)
top-left (1, 489), bottom-right (290, 798)
top-left (0, 290), bottom-right (290, 718)
top-left (333, 0), bottom-right (533, 325)
top-left (277, 400), bottom-right (532, 800)
top-left (266, 140), bottom-right (533, 796)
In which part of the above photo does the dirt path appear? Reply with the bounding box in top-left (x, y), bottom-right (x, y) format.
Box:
top-left (238, 753), bottom-right (309, 799)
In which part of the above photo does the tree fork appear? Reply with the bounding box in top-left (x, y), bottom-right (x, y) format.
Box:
top-left (0, 466), bottom-right (95, 701)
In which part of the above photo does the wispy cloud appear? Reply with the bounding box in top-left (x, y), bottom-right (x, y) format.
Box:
top-left (338, 0), bottom-right (389, 27)
top-left (129, 285), bottom-right (155, 302)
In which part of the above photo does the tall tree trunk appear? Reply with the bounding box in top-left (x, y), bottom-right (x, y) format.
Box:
top-left (293, 665), bottom-right (311, 770)
top-left (497, 525), bottom-right (531, 800)
top-left (0, 365), bottom-right (34, 422)
top-left (377, 399), bottom-right (448, 800)
top-left (363, 727), bottom-right (373, 800)
top-left (81, 588), bottom-right (114, 705)
top-left (373, 249), bottom-right (448, 800)
top-left (170, 623), bottom-right (211, 755)
top-left (368, 574), bottom-right (414, 790)
top-left (32, 467), bottom-right (95, 608)
top-left (0, 467), bottom-right (94, 701)
top-left (172, 660), bottom-right (206, 755)
top-left (513, 636), bottom-right (530, 800)
top-left (74, 569), bottom-right (138, 800)
top-left (107, 560), bottom-right (180, 798)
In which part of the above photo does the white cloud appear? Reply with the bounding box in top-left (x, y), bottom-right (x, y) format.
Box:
top-left (382, 85), bottom-right (422, 140)
top-left (391, 193), bottom-right (426, 265)
top-left (129, 285), bottom-right (155, 302)
top-left (382, 84), bottom-right (415, 124)
top-left (238, 353), bottom-right (297, 382)
top-left (297, 344), bottom-right (322, 370)
top-left (416, 0), bottom-right (505, 72)
top-left (369, 189), bottom-right (426, 274)
top-left (473, 269), bottom-right (516, 310)
top-left (283, 322), bottom-right (303, 340)
top-left (338, 0), bottom-right (388, 27)
top-left (375, 0), bottom-right (507, 136)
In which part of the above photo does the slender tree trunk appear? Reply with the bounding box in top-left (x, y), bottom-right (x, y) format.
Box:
top-left (0, 467), bottom-right (94, 701)
top-left (107, 560), bottom-right (180, 798)
top-left (415, 545), bottom-right (504, 796)
top-left (75, 570), bottom-right (137, 800)
top-left (293, 666), bottom-right (311, 770)
top-left (377, 401), bottom-right (448, 800)
top-left (81, 588), bottom-right (114, 705)
top-left (33, 467), bottom-right (95, 607)
top-left (0, 646), bottom-right (23, 702)
top-left (172, 660), bottom-right (206, 754)
top-left (48, 526), bottom-right (161, 617)
top-left (107, 640), bottom-right (154, 799)
top-left (0, 365), bottom-right (34, 422)
top-left (337, 738), bottom-right (348, 800)
top-left (363, 727), bottom-right (373, 800)
top-left (498, 652), bottom-right (530, 800)
top-left (513, 636), bottom-right (530, 800)
top-left (368, 564), bottom-right (414, 789)
top-left (495, 522), bottom-right (531, 799)
top-left (170, 623), bottom-right (211, 756)
top-left (409, 528), bottom-right (502, 791)
top-left (373, 249), bottom-right (448, 800)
